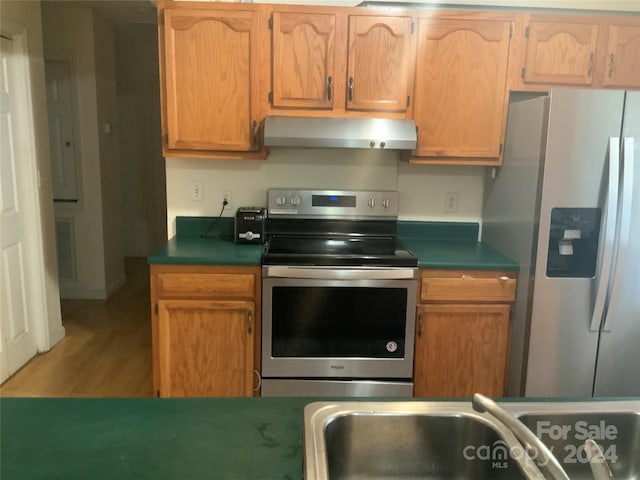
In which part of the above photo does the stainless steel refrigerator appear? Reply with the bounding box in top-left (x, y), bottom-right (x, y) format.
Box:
top-left (483, 88), bottom-right (639, 397)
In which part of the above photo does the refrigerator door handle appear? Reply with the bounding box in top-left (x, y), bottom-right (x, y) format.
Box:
top-left (590, 137), bottom-right (620, 332)
top-left (603, 137), bottom-right (634, 332)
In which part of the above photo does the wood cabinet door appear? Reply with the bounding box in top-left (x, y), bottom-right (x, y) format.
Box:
top-left (414, 304), bottom-right (511, 397)
top-left (271, 12), bottom-right (336, 109)
top-left (601, 24), bottom-right (640, 88)
top-left (413, 18), bottom-right (511, 159)
top-left (523, 20), bottom-right (599, 86)
top-left (163, 8), bottom-right (260, 151)
top-left (157, 299), bottom-right (255, 397)
top-left (346, 15), bottom-right (414, 113)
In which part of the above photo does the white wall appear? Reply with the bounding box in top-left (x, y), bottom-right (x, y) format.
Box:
top-left (166, 149), bottom-right (484, 236)
top-left (0, 1), bottom-right (64, 348)
top-left (42, 4), bottom-right (124, 298)
top-left (116, 24), bottom-right (167, 256)
top-left (93, 12), bottom-right (126, 294)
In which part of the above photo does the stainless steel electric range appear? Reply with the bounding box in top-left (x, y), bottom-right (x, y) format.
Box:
top-left (260, 189), bottom-right (418, 397)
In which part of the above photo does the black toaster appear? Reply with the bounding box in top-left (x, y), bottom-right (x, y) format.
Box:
top-left (234, 207), bottom-right (266, 244)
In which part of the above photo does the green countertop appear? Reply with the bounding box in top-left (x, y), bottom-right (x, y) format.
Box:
top-left (148, 218), bottom-right (518, 271)
top-left (1, 397), bottom-right (308, 480)
top-left (148, 217), bottom-right (263, 266)
top-left (398, 222), bottom-right (519, 271)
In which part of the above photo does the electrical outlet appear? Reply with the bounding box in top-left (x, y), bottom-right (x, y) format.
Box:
top-left (191, 181), bottom-right (203, 201)
top-left (222, 190), bottom-right (232, 208)
top-left (444, 192), bottom-right (458, 213)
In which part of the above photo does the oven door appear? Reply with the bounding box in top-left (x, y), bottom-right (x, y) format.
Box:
top-left (261, 266), bottom-right (418, 379)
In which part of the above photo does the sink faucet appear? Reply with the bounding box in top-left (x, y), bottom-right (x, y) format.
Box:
top-left (472, 393), bottom-right (571, 480)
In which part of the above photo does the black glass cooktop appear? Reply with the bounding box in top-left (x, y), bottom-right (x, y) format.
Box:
top-left (262, 235), bottom-right (418, 267)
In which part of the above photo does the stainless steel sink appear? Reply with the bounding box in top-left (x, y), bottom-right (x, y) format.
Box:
top-left (304, 400), bottom-right (640, 480)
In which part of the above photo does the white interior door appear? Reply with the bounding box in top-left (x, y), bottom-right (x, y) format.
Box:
top-left (0, 35), bottom-right (38, 383)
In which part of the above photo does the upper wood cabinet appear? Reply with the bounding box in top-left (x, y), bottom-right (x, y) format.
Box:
top-left (159, 5), bottom-right (265, 158)
top-left (346, 15), bottom-right (414, 113)
top-left (600, 22), bottom-right (640, 88)
top-left (268, 8), bottom-right (415, 117)
top-left (522, 18), bottom-right (599, 86)
top-left (271, 12), bottom-right (336, 109)
top-left (513, 15), bottom-right (640, 90)
top-left (410, 16), bottom-right (512, 165)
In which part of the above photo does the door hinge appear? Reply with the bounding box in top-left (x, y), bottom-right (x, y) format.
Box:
top-left (159, 11), bottom-right (164, 26)
top-left (406, 95), bottom-right (410, 107)
top-left (268, 91), bottom-right (273, 103)
top-left (162, 133), bottom-right (168, 146)
top-left (411, 22), bottom-right (415, 34)
top-left (499, 143), bottom-right (503, 155)
top-left (156, 390), bottom-right (160, 398)
top-left (525, 26), bottom-right (529, 38)
top-left (509, 24), bottom-right (513, 38)
top-left (154, 303), bottom-right (159, 315)
top-left (521, 67), bottom-right (526, 79)
top-left (268, 16), bottom-right (273, 29)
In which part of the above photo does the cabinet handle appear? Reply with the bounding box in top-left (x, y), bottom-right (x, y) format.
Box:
top-left (253, 369), bottom-right (262, 392)
top-left (327, 76), bottom-right (332, 101)
top-left (498, 276), bottom-right (510, 283)
top-left (608, 54), bottom-right (616, 78)
top-left (588, 52), bottom-right (594, 76)
top-left (348, 77), bottom-right (354, 102)
top-left (247, 311), bottom-right (253, 335)
top-left (251, 120), bottom-right (258, 149)
top-left (417, 312), bottom-right (424, 338)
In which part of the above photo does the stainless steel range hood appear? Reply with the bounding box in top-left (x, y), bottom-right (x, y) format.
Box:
top-left (264, 116), bottom-right (417, 150)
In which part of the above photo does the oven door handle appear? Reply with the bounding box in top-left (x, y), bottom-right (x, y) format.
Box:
top-left (263, 266), bottom-right (417, 280)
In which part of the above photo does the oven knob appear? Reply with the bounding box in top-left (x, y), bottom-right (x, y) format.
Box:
top-left (290, 195), bottom-right (300, 206)
top-left (368, 197), bottom-right (376, 208)
top-left (245, 231), bottom-right (254, 241)
top-left (275, 195), bottom-right (286, 206)
top-left (382, 198), bottom-right (392, 208)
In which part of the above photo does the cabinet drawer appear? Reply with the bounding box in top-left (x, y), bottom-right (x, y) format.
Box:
top-left (420, 270), bottom-right (516, 302)
top-left (156, 272), bottom-right (256, 299)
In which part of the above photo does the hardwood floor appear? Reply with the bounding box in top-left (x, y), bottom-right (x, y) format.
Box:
top-left (0, 257), bottom-right (153, 397)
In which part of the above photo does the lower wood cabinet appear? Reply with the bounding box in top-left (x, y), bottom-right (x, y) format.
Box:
top-left (150, 265), bottom-right (261, 398)
top-left (413, 270), bottom-right (516, 397)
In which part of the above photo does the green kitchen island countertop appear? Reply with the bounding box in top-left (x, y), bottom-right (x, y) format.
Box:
top-left (1, 397), bottom-right (309, 480)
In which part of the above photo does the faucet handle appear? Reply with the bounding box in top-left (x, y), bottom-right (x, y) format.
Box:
top-left (472, 393), bottom-right (570, 480)
top-left (585, 439), bottom-right (614, 480)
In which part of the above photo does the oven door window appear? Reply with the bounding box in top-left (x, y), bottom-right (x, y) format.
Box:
top-left (271, 286), bottom-right (407, 358)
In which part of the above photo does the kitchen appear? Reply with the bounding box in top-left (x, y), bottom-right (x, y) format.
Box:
top-left (2, 0), bottom-right (640, 478)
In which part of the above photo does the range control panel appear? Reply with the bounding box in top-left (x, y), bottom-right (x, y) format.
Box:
top-left (267, 189), bottom-right (399, 219)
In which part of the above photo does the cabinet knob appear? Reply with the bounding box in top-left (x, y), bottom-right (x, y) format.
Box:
top-left (498, 276), bottom-right (510, 283)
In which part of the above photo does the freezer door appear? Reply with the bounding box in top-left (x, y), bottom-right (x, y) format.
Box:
top-left (594, 92), bottom-right (640, 396)
top-left (525, 89), bottom-right (625, 397)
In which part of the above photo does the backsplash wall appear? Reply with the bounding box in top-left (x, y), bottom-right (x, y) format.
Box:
top-left (165, 149), bottom-right (484, 237)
